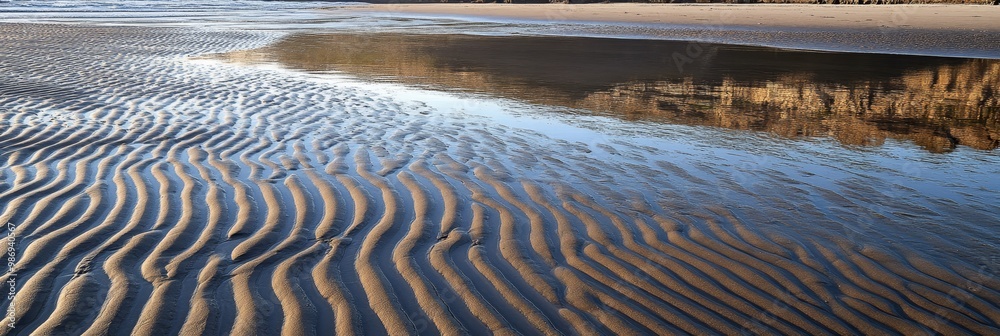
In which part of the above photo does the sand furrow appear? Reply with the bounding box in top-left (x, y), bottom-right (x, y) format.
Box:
top-left (556, 195), bottom-right (712, 334)
top-left (306, 170), bottom-right (341, 240)
top-left (470, 166), bottom-right (559, 304)
top-left (394, 170), bottom-right (464, 334)
top-left (9, 145), bottom-right (141, 334)
top-left (642, 214), bottom-right (809, 334)
top-left (429, 228), bottom-right (514, 334)
top-left (178, 254), bottom-right (227, 335)
top-left (83, 231), bottom-right (163, 336)
top-left (312, 238), bottom-right (359, 335)
top-left (229, 180), bottom-right (284, 262)
top-left (684, 221), bottom-right (854, 333)
top-left (700, 212), bottom-right (906, 333)
top-left (809, 242), bottom-right (960, 334)
top-left (409, 160), bottom-right (460, 236)
top-left (568, 193), bottom-right (749, 334)
top-left (228, 174), bottom-right (321, 336)
top-left (75, 150), bottom-right (156, 335)
top-left (267, 174), bottom-right (330, 335)
top-left (133, 137), bottom-right (217, 335)
top-left (839, 245), bottom-right (995, 334)
top-left (164, 147), bottom-right (228, 279)
top-left (0, 155), bottom-right (116, 333)
top-left (0, 127), bottom-right (110, 229)
top-left (272, 243), bottom-right (327, 336)
top-left (352, 149), bottom-right (413, 334)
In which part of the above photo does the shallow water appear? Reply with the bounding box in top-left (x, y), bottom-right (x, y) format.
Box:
top-left (1, 2), bottom-right (1000, 335)
top-left (217, 32), bottom-right (1000, 153)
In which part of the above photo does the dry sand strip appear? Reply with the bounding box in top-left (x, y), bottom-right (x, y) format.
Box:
top-left (0, 22), bottom-right (999, 335)
top-left (342, 4), bottom-right (1000, 58)
top-left (347, 4), bottom-right (1000, 31)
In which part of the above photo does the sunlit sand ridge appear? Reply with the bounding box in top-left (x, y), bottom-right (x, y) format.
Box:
top-left (1, 23), bottom-right (999, 335)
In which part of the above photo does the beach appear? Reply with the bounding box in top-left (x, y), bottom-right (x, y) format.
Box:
top-left (350, 3), bottom-right (1000, 31)
top-left (1, 2), bottom-right (999, 335)
top-left (342, 4), bottom-right (1000, 58)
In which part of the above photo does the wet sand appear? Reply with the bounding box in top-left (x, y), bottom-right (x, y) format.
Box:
top-left (1, 21), bottom-right (1000, 336)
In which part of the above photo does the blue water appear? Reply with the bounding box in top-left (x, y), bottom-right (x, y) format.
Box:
top-left (0, 0), bottom-right (325, 11)
top-left (0, 0), bottom-right (360, 29)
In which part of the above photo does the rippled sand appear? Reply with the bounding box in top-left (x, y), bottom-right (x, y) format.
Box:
top-left (1, 23), bottom-right (1000, 335)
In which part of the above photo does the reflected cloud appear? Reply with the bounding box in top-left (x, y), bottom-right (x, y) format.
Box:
top-left (213, 33), bottom-right (1000, 153)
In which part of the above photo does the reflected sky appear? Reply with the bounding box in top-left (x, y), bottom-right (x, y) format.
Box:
top-left (214, 33), bottom-right (999, 153)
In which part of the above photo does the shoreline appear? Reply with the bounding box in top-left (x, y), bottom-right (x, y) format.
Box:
top-left (347, 4), bottom-right (1000, 31)
top-left (337, 4), bottom-right (1000, 58)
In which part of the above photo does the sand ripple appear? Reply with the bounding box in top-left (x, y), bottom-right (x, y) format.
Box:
top-left (1, 24), bottom-right (999, 335)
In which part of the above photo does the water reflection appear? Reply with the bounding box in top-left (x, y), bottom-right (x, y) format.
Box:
top-left (215, 33), bottom-right (1000, 153)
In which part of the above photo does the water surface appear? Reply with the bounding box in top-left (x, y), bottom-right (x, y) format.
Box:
top-left (217, 33), bottom-right (1000, 153)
